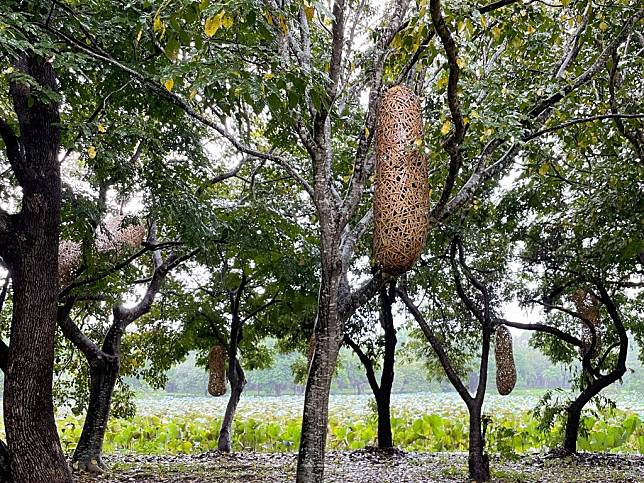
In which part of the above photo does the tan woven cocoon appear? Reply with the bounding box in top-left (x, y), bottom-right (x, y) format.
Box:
top-left (373, 85), bottom-right (429, 275)
top-left (208, 345), bottom-right (227, 397)
top-left (96, 216), bottom-right (145, 254)
top-left (306, 334), bottom-right (315, 367)
top-left (59, 240), bottom-right (82, 286)
top-left (495, 325), bottom-right (516, 396)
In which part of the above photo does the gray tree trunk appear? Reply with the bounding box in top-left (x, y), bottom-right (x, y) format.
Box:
top-left (72, 355), bottom-right (120, 472)
top-left (296, 267), bottom-right (343, 482)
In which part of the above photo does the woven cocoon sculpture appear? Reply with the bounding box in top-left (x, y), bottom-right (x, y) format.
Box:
top-left (373, 85), bottom-right (429, 275)
top-left (572, 290), bottom-right (602, 358)
top-left (307, 335), bottom-right (315, 367)
top-left (495, 325), bottom-right (516, 396)
top-left (59, 240), bottom-right (82, 286)
top-left (96, 216), bottom-right (145, 254)
top-left (208, 345), bottom-right (227, 397)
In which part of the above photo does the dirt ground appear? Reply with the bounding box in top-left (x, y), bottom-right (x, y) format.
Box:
top-left (75, 450), bottom-right (644, 482)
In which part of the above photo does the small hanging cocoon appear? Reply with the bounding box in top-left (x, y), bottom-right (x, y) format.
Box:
top-left (495, 325), bottom-right (516, 396)
top-left (306, 334), bottom-right (315, 368)
top-left (96, 216), bottom-right (146, 254)
top-left (373, 85), bottom-right (429, 275)
top-left (572, 289), bottom-right (602, 358)
top-left (208, 345), bottom-right (227, 397)
top-left (59, 240), bottom-right (82, 286)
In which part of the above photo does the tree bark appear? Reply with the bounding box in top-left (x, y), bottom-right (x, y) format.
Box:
top-left (0, 439), bottom-right (10, 483)
top-left (72, 354), bottom-right (120, 472)
top-left (217, 358), bottom-right (246, 452)
top-left (1, 55), bottom-right (72, 482)
top-left (467, 405), bottom-right (490, 483)
top-left (563, 402), bottom-right (582, 454)
top-left (296, 267), bottom-right (343, 482)
top-left (375, 392), bottom-right (393, 449)
top-left (376, 284), bottom-right (396, 449)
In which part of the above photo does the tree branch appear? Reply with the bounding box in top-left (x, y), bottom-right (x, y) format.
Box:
top-left (339, 270), bottom-right (388, 322)
top-left (478, 0), bottom-right (521, 14)
top-left (117, 248), bottom-right (198, 324)
top-left (38, 23), bottom-right (315, 199)
top-left (0, 117), bottom-right (23, 171)
top-left (343, 334), bottom-right (380, 394)
top-left (58, 315), bottom-right (111, 363)
top-left (58, 241), bottom-right (182, 297)
top-left (437, 9), bottom-right (643, 223)
top-left (524, 113), bottom-right (644, 141)
top-left (429, 0), bottom-right (466, 217)
top-left (397, 287), bottom-right (472, 402)
top-left (498, 318), bottom-right (582, 347)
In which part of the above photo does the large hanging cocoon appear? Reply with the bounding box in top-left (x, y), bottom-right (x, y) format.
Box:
top-left (373, 85), bottom-right (429, 275)
top-left (208, 344), bottom-right (227, 397)
top-left (495, 325), bottom-right (516, 396)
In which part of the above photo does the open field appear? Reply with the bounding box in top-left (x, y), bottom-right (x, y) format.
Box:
top-left (51, 391), bottom-right (644, 458)
top-left (132, 390), bottom-right (644, 419)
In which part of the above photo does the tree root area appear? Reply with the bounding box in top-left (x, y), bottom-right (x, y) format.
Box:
top-left (73, 450), bottom-right (644, 482)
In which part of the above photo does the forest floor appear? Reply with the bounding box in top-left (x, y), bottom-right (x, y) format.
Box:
top-left (74, 449), bottom-right (644, 482)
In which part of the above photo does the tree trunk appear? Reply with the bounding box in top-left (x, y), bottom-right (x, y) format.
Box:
top-left (217, 358), bottom-right (246, 452)
top-left (377, 285), bottom-right (396, 449)
top-left (72, 355), bottom-right (120, 472)
top-left (375, 392), bottom-right (393, 449)
top-left (0, 440), bottom-right (10, 483)
top-left (296, 270), bottom-right (343, 483)
top-left (467, 405), bottom-right (490, 482)
top-left (2, 55), bottom-right (72, 483)
top-left (563, 402), bottom-right (582, 454)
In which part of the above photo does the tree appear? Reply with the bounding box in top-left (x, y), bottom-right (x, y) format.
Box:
top-left (344, 282), bottom-right (398, 449)
top-left (399, 229), bottom-right (512, 482)
top-left (5, 1), bottom-right (642, 481)
top-left (178, 195), bottom-right (318, 450)
top-left (491, 14), bottom-right (643, 448)
top-left (58, 224), bottom-right (195, 472)
top-left (0, 21), bottom-right (73, 483)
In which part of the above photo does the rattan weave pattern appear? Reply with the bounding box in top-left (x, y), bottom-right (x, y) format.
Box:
top-left (208, 344), bottom-right (227, 397)
top-left (572, 289), bottom-right (602, 358)
top-left (495, 325), bottom-right (516, 396)
top-left (59, 240), bottom-right (83, 286)
top-left (373, 85), bottom-right (429, 275)
top-left (58, 216), bottom-right (145, 286)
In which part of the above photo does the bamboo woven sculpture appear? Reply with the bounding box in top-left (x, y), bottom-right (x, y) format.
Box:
top-left (307, 335), bottom-right (315, 367)
top-left (58, 216), bottom-right (145, 286)
top-left (373, 85), bottom-right (429, 275)
top-left (59, 240), bottom-right (82, 286)
top-left (495, 325), bottom-right (516, 396)
top-left (96, 216), bottom-right (146, 254)
top-left (208, 345), bottom-right (227, 397)
top-left (572, 289), bottom-right (602, 358)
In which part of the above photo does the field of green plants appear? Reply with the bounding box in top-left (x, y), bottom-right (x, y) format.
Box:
top-left (55, 391), bottom-right (644, 457)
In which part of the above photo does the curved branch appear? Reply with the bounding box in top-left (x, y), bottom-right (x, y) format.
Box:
top-left (343, 335), bottom-right (379, 394)
top-left (524, 113), bottom-right (644, 141)
top-left (497, 318), bottom-right (582, 347)
top-left (397, 287), bottom-right (472, 403)
top-left (430, 0), bottom-right (466, 216)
